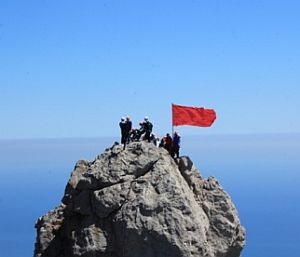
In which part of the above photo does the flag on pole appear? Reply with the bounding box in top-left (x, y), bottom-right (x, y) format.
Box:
top-left (172, 104), bottom-right (216, 127)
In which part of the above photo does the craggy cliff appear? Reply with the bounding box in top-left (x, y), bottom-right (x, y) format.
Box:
top-left (34, 141), bottom-right (245, 257)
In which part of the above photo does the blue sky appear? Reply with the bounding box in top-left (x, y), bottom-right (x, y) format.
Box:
top-left (1, 0), bottom-right (300, 139)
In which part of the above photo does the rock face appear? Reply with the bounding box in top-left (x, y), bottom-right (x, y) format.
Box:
top-left (34, 141), bottom-right (245, 257)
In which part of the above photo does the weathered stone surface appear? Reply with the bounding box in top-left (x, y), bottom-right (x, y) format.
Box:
top-left (34, 141), bottom-right (245, 257)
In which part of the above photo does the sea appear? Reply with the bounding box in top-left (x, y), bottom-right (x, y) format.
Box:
top-left (0, 134), bottom-right (299, 257)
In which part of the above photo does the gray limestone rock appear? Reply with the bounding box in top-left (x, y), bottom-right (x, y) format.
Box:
top-left (34, 141), bottom-right (245, 257)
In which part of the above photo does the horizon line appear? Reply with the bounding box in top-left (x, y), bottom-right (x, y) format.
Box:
top-left (1, 132), bottom-right (300, 141)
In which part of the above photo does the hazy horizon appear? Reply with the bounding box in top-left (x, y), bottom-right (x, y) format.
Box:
top-left (1, 131), bottom-right (300, 140)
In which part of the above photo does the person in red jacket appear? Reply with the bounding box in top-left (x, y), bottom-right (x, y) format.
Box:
top-left (164, 133), bottom-right (173, 156)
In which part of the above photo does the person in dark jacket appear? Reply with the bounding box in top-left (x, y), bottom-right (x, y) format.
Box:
top-left (173, 132), bottom-right (181, 158)
top-left (135, 121), bottom-right (145, 140)
top-left (159, 137), bottom-right (165, 148)
top-left (119, 117), bottom-right (127, 145)
top-left (125, 117), bottom-right (132, 143)
top-left (142, 116), bottom-right (153, 142)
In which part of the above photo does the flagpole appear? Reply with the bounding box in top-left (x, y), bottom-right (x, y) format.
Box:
top-left (171, 103), bottom-right (174, 136)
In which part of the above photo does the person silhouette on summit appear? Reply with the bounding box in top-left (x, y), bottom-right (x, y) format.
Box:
top-left (173, 131), bottom-right (181, 158)
top-left (142, 116), bottom-right (153, 142)
top-left (133, 121), bottom-right (145, 141)
top-left (164, 133), bottom-right (173, 155)
top-left (125, 117), bottom-right (132, 143)
top-left (119, 117), bottom-right (127, 144)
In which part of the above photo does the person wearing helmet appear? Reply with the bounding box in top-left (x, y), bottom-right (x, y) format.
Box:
top-left (119, 117), bottom-right (127, 145)
top-left (142, 116), bottom-right (153, 142)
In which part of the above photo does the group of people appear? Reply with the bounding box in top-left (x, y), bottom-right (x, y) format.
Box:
top-left (158, 131), bottom-right (181, 158)
top-left (119, 116), bottom-right (153, 144)
top-left (119, 116), bottom-right (181, 158)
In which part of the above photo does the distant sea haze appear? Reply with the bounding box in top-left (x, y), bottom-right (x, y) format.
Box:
top-left (0, 134), bottom-right (299, 257)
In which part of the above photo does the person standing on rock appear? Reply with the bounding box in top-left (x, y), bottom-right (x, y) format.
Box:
top-left (119, 117), bottom-right (127, 145)
top-left (173, 131), bottom-right (181, 158)
top-left (125, 117), bottom-right (132, 143)
top-left (142, 116), bottom-right (153, 142)
top-left (164, 133), bottom-right (173, 156)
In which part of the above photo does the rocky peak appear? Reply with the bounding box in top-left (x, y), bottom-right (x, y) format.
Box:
top-left (34, 141), bottom-right (245, 257)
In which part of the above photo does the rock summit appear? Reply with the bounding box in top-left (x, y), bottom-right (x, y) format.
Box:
top-left (34, 141), bottom-right (245, 257)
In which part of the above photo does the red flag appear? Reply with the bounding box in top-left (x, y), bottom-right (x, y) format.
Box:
top-left (172, 104), bottom-right (216, 127)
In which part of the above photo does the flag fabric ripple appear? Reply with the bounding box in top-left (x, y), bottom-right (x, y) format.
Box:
top-left (172, 104), bottom-right (216, 127)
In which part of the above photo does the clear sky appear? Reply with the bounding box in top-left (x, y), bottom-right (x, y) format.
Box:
top-left (1, 0), bottom-right (300, 139)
